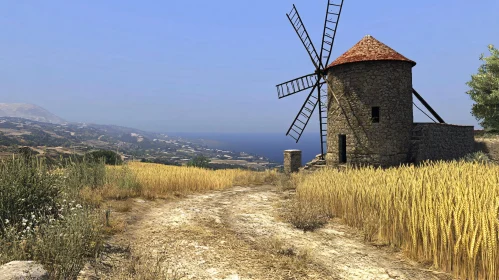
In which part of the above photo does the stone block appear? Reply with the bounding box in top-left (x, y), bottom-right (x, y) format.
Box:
top-left (284, 150), bottom-right (301, 173)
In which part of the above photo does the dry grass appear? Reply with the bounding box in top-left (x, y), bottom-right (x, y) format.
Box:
top-left (276, 172), bottom-right (328, 231)
top-left (107, 200), bottom-right (133, 213)
top-left (101, 213), bottom-right (127, 236)
top-left (102, 250), bottom-right (186, 280)
top-left (294, 161), bottom-right (499, 279)
top-left (255, 237), bottom-right (313, 273)
top-left (260, 236), bottom-right (311, 258)
top-left (284, 199), bottom-right (330, 232)
top-left (276, 172), bottom-right (307, 191)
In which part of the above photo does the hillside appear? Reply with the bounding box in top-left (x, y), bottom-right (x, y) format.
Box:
top-left (0, 103), bottom-right (66, 124)
top-left (0, 117), bottom-right (277, 170)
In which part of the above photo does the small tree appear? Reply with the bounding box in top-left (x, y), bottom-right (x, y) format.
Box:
top-left (186, 155), bottom-right (211, 169)
top-left (466, 45), bottom-right (499, 131)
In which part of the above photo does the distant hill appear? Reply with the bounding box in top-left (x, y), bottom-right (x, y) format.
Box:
top-left (0, 116), bottom-right (166, 151)
top-left (0, 117), bottom-right (275, 170)
top-left (0, 103), bottom-right (65, 124)
top-left (0, 103), bottom-right (276, 169)
top-left (0, 116), bottom-right (178, 163)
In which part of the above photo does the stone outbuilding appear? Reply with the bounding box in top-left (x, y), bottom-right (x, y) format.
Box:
top-left (323, 35), bottom-right (474, 167)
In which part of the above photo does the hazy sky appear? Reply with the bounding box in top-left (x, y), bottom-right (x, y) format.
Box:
top-left (1, 1), bottom-right (498, 133)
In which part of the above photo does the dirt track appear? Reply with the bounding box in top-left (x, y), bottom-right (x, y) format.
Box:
top-left (81, 185), bottom-right (455, 280)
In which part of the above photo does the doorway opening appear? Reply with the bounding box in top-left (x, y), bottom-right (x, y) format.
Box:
top-left (338, 134), bottom-right (347, 163)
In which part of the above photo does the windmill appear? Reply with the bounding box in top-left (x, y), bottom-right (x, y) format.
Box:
top-left (276, 0), bottom-right (345, 160)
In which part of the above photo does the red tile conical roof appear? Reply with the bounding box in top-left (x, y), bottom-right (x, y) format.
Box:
top-left (326, 35), bottom-right (416, 69)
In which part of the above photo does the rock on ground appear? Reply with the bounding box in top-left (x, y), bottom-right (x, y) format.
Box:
top-left (0, 261), bottom-right (48, 280)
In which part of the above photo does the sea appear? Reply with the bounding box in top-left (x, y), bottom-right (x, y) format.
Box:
top-left (168, 132), bottom-right (322, 165)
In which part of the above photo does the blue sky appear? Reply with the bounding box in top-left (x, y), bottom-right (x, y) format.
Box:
top-left (1, 0), bottom-right (498, 133)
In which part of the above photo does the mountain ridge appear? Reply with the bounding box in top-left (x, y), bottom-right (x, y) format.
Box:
top-left (0, 103), bottom-right (66, 124)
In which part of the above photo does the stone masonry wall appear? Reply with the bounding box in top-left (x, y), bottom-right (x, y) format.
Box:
top-left (411, 123), bottom-right (474, 163)
top-left (325, 60), bottom-right (414, 167)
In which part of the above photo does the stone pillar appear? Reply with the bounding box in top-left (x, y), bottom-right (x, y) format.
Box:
top-left (284, 149), bottom-right (302, 173)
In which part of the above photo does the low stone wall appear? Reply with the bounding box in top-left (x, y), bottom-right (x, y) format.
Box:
top-left (411, 123), bottom-right (474, 164)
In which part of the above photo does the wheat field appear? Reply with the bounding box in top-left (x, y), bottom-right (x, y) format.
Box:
top-left (113, 162), bottom-right (279, 199)
top-left (295, 161), bottom-right (499, 279)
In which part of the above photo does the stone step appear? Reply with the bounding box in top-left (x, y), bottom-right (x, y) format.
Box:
top-left (305, 160), bottom-right (326, 165)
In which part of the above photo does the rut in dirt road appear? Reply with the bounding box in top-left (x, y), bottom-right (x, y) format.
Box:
top-left (89, 185), bottom-right (454, 280)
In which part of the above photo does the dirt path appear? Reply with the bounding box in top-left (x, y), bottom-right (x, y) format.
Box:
top-left (82, 185), bottom-right (455, 280)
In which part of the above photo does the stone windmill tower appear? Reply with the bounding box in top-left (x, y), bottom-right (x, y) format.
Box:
top-left (324, 35), bottom-right (417, 167)
top-left (276, 2), bottom-right (470, 171)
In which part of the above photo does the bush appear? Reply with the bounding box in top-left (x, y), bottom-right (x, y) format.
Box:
top-left (0, 155), bottom-right (105, 279)
top-left (86, 150), bottom-right (123, 165)
top-left (461, 151), bottom-right (491, 164)
top-left (18, 146), bottom-right (39, 158)
top-left (63, 157), bottom-right (106, 194)
top-left (186, 155), bottom-right (210, 169)
top-left (32, 207), bottom-right (103, 279)
top-left (0, 157), bottom-right (60, 235)
top-left (0, 205), bottom-right (103, 279)
top-left (285, 199), bottom-right (329, 232)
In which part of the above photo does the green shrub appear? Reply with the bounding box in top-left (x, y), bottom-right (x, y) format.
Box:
top-left (461, 151), bottom-right (491, 164)
top-left (86, 150), bottom-right (123, 165)
top-left (0, 155), bottom-right (105, 279)
top-left (0, 157), bottom-right (60, 235)
top-left (0, 205), bottom-right (103, 279)
top-left (186, 155), bottom-right (210, 169)
top-left (106, 164), bottom-right (141, 194)
top-left (32, 206), bottom-right (103, 279)
top-left (18, 146), bottom-right (39, 158)
top-left (63, 157), bottom-right (106, 195)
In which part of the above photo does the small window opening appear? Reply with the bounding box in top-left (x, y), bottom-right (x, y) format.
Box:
top-left (371, 107), bottom-right (380, 123)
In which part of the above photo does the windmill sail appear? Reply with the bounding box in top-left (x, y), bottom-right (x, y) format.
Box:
top-left (319, 0), bottom-right (345, 67)
top-left (286, 83), bottom-right (322, 142)
top-left (287, 5), bottom-right (321, 69)
top-left (276, 73), bottom-right (317, 99)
